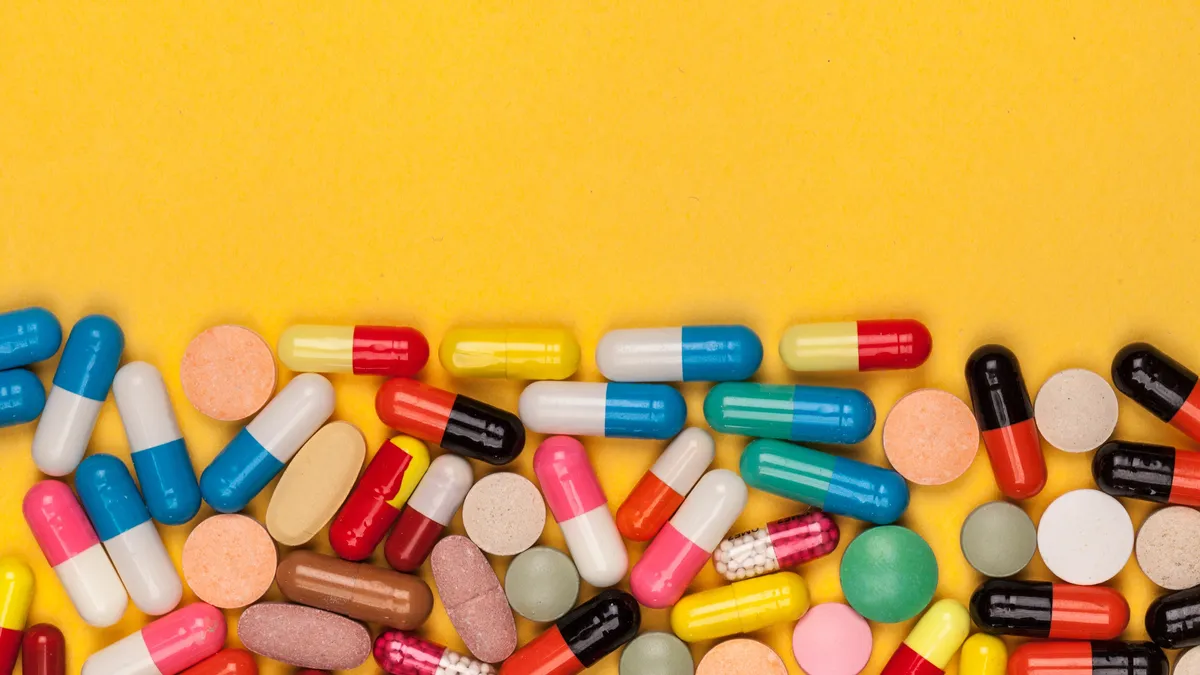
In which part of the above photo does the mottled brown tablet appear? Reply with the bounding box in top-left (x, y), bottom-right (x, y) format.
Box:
top-left (238, 602), bottom-right (371, 670)
top-left (276, 550), bottom-right (432, 629)
top-left (431, 535), bottom-right (517, 663)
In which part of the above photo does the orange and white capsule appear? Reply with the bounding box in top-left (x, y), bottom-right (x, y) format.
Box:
top-left (616, 428), bottom-right (714, 541)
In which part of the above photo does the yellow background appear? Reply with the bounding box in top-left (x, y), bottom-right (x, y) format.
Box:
top-left (2, 3), bottom-right (1199, 673)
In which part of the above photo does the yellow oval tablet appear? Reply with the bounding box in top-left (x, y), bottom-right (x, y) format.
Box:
top-left (266, 421), bottom-right (366, 546)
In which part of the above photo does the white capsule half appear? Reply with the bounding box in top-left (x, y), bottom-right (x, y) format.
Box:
top-left (56, 544), bottom-right (128, 628)
top-left (32, 389), bottom-right (103, 476)
top-left (651, 427), bottom-right (715, 494)
top-left (408, 454), bottom-right (474, 525)
top-left (106, 521), bottom-right (182, 616)
top-left (597, 327), bottom-right (683, 381)
top-left (249, 373), bottom-right (336, 462)
top-left (671, 470), bottom-right (748, 551)
top-left (114, 362), bottom-right (183, 451)
top-left (518, 382), bottom-right (608, 436)
top-left (561, 507), bottom-right (628, 588)
top-left (82, 630), bottom-right (157, 675)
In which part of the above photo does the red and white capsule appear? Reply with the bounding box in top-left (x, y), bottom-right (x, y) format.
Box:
top-left (713, 511), bottom-right (840, 581)
top-left (385, 454), bottom-right (474, 572)
top-left (82, 603), bottom-right (226, 675)
top-left (780, 319), bottom-right (932, 372)
top-left (616, 427), bottom-right (714, 541)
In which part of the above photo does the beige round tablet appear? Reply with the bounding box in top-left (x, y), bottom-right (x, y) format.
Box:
top-left (1177, 648), bottom-right (1200, 675)
top-left (1136, 506), bottom-right (1200, 590)
top-left (1034, 368), bottom-right (1119, 453)
top-left (462, 472), bottom-right (546, 556)
top-left (883, 389), bottom-right (980, 486)
top-left (266, 421), bottom-right (366, 546)
top-left (183, 514), bottom-right (277, 608)
top-left (181, 325), bottom-right (276, 421)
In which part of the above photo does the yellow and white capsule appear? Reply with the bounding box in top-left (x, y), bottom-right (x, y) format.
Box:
top-left (959, 634), bottom-right (1007, 675)
top-left (670, 571), bottom-right (809, 642)
top-left (439, 327), bottom-right (580, 380)
top-left (880, 599), bottom-right (970, 675)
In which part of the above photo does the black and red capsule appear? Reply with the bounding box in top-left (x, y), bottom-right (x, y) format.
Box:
top-left (969, 579), bottom-right (1129, 640)
top-left (1146, 585), bottom-right (1200, 649)
top-left (1093, 440), bottom-right (1200, 507)
top-left (966, 345), bottom-right (1046, 499)
top-left (375, 379), bottom-right (525, 465)
top-left (1009, 642), bottom-right (1167, 675)
top-left (498, 589), bottom-right (640, 675)
top-left (1113, 343), bottom-right (1200, 444)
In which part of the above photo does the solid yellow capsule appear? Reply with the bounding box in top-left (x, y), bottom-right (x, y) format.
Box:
top-left (0, 556), bottom-right (34, 667)
top-left (439, 327), bottom-right (580, 380)
top-left (670, 571), bottom-right (809, 642)
top-left (959, 634), bottom-right (1007, 675)
top-left (880, 599), bottom-right (970, 675)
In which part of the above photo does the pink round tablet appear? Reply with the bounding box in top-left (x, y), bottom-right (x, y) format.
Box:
top-left (181, 325), bottom-right (276, 421)
top-left (792, 602), bottom-right (873, 675)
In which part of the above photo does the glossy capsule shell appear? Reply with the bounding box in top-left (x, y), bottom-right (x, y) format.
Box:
top-left (881, 599), bottom-right (970, 675)
top-left (0, 307), bottom-right (62, 370)
top-left (519, 381), bottom-right (687, 439)
top-left (385, 454), bottom-right (473, 572)
top-left (179, 649), bottom-right (258, 675)
top-left (534, 436), bottom-right (627, 587)
top-left (966, 345), bottom-right (1046, 500)
top-left (596, 325), bottom-right (763, 382)
top-left (278, 324), bottom-right (428, 377)
top-left (670, 571), bottom-right (809, 642)
top-left (113, 361), bottom-right (201, 525)
top-left (0, 557), bottom-right (33, 672)
top-left (276, 550), bottom-right (433, 629)
top-left (703, 382), bottom-right (875, 444)
top-left (1008, 642), bottom-right (1167, 675)
top-left (1146, 585), bottom-right (1200, 648)
top-left (969, 580), bottom-right (1128, 641)
top-left (780, 319), bottom-right (932, 372)
top-left (200, 373), bottom-right (335, 513)
top-left (22, 624), bottom-right (66, 675)
top-left (374, 631), bottom-right (496, 675)
top-left (82, 603), bottom-right (226, 675)
top-left (740, 439), bottom-right (909, 524)
top-left (329, 436), bottom-right (430, 561)
top-left (0, 369), bottom-right (45, 427)
top-left (1093, 441), bottom-right (1200, 506)
top-left (713, 511), bottom-right (840, 582)
top-left (959, 634), bottom-right (1006, 675)
top-left (376, 379), bottom-right (525, 464)
top-left (23, 480), bottom-right (128, 627)
top-left (440, 327), bottom-right (579, 380)
top-left (76, 454), bottom-right (183, 615)
top-left (32, 315), bottom-right (123, 476)
top-left (630, 470), bottom-right (748, 609)
top-left (616, 427), bottom-right (714, 541)
top-left (498, 589), bottom-right (640, 675)
top-left (1113, 343), bottom-right (1200, 443)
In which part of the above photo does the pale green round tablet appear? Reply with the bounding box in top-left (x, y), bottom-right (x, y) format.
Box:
top-left (504, 546), bottom-right (579, 622)
top-left (960, 501), bottom-right (1037, 577)
top-left (620, 632), bottom-right (694, 675)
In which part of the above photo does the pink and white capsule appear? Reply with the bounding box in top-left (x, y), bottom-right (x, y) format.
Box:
top-left (533, 436), bottom-right (628, 587)
top-left (82, 602), bottom-right (226, 675)
top-left (22, 480), bottom-right (128, 627)
top-left (629, 469), bottom-right (747, 609)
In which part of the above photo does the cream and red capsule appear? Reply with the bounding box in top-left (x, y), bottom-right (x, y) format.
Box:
top-left (1008, 642), bottom-right (1166, 675)
top-left (374, 631), bottom-right (496, 675)
top-left (376, 379), bottom-right (524, 464)
top-left (385, 454), bottom-right (473, 572)
top-left (970, 580), bottom-right (1129, 640)
top-left (596, 325), bottom-right (763, 382)
top-left (780, 319), bottom-right (932, 372)
top-left (278, 324), bottom-right (429, 377)
top-left (1093, 440), bottom-right (1200, 506)
top-left (498, 590), bottom-right (640, 675)
top-left (966, 345), bottom-right (1046, 499)
top-left (712, 511), bottom-right (839, 582)
top-left (82, 603), bottom-right (226, 675)
top-left (1146, 585), bottom-right (1200, 648)
top-left (329, 436), bottom-right (430, 561)
top-left (880, 599), bottom-right (969, 675)
top-left (616, 427), bottom-right (714, 541)
top-left (1113, 343), bottom-right (1200, 443)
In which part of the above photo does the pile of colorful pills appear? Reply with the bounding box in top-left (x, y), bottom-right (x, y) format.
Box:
top-left (1, 307), bottom-right (1197, 675)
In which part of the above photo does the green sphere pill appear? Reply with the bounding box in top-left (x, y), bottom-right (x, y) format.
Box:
top-left (840, 525), bottom-right (937, 623)
top-left (504, 546), bottom-right (580, 622)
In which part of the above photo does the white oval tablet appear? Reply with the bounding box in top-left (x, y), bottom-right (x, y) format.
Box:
top-left (1034, 369), bottom-right (1118, 453)
top-left (1037, 489), bottom-right (1133, 585)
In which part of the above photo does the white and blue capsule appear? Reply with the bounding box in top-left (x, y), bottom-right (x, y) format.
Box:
top-left (597, 325), bottom-right (763, 382)
top-left (33, 315), bottom-right (124, 476)
top-left (75, 454), bottom-right (182, 615)
top-left (0, 369), bottom-right (45, 427)
top-left (200, 373), bottom-right (335, 513)
top-left (113, 362), bottom-right (200, 525)
top-left (519, 381), bottom-right (687, 439)
top-left (0, 306), bottom-right (62, 370)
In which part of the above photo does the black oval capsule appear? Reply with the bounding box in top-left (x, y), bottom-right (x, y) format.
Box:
top-left (1113, 343), bottom-right (1200, 443)
top-left (965, 345), bottom-right (1046, 499)
top-left (1146, 586), bottom-right (1200, 649)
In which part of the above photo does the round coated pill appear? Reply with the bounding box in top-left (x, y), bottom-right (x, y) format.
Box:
top-left (960, 501), bottom-right (1037, 577)
top-left (462, 473), bottom-right (546, 556)
top-left (1037, 489), bottom-right (1133, 585)
top-left (791, 602), bottom-right (872, 675)
top-left (1177, 648), bottom-right (1200, 675)
top-left (620, 631), bottom-right (694, 675)
top-left (1136, 506), bottom-right (1200, 590)
top-left (840, 525), bottom-right (937, 623)
top-left (181, 325), bottom-right (276, 421)
top-left (883, 388), bottom-right (979, 485)
top-left (504, 546), bottom-right (580, 622)
top-left (1034, 368), bottom-right (1119, 453)
top-left (696, 639), bottom-right (787, 675)
top-left (182, 514), bottom-right (277, 608)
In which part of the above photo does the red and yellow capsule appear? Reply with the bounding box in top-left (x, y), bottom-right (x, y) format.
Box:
top-left (328, 437), bottom-right (430, 561)
top-left (881, 599), bottom-right (970, 675)
top-left (780, 319), bottom-right (932, 372)
top-left (0, 557), bottom-right (34, 673)
top-left (278, 324), bottom-right (429, 377)
top-left (959, 634), bottom-right (1006, 675)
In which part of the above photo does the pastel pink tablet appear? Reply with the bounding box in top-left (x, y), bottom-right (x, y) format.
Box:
top-left (792, 602), bottom-right (873, 675)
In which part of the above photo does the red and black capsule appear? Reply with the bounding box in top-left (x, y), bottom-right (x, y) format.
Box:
top-left (1113, 343), bottom-right (1200, 444)
top-left (1146, 585), bottom-right (1200, 649)
top-left (969, 579), bottom-right (1129, 640)
top-left (1009, 642), bottom-right (1167, 675)
top-left (966, 345), bottom-right (1046, 500)
top-left (1092, 440), bottom-right (1200, 507)
top-left (375, 379), bottom-right (525, 465)
top-left (498, 589), bottom-right (640, 675)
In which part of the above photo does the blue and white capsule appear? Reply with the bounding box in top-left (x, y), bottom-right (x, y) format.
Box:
top-left (596, 325), bottom-right (763, 382)
top-left (519, 381), bottom-right (687, 439)
top-left (200, 373), bottom-right (335, 513)
top-left (113, 362), bottom-right (200, 525)
top-left (0, 369), bottom-right (45, 427)
top-left (0, 307), bottom-right (62, 370)
top-left (76, 454), bottom-right (182, 615)
top-left (33, 315), bottom-right (124, 476)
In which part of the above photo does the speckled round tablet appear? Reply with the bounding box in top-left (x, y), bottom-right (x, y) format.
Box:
top-left (238, 602), bottom-right (370, 670)
top-left (1136, 506), bottom-right (1200, 590)
top-left (620, 632), bottom-right (694, 675)
top-left (183, 514), bottom-right (277, 608)
top-left (181, 324), bottom-right (276, 421)
top-left (883, 388), bottom-right (979, 486)
top-left (431, 535), bottom-right (518, 663)
top-left (505, 546), bottom-right (579, 622)
top-left (463, 472), bottom-right (546, 556)
top-left (961, 501), bottom-right (1037, 577)
top-left (1034, 368), bottom-right (1119, 453)
top-left (696, 639), bottom-right (788, 675)
top-left (1177, 648), bottom-right (1200, 675)
top-left (840, 525), bottom-right (937, 623)
top-left (1038, 489), bottom-right (1133, 585)
top-left (792, 603), bottom-right (873, 675)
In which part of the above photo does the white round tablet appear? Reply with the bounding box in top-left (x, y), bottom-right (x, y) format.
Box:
top-left (1034, 369), bottom-right (1119, 453)
top-left (1037, 489), bottom-right (1133, 585)
top-left (1178, 648), bottom-right (1200, 675)
top-left (1136, 506), bottom-right (1200, 590)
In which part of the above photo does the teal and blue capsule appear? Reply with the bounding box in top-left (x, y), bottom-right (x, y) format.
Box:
top-left (704, 383), bottom-right (876, 445)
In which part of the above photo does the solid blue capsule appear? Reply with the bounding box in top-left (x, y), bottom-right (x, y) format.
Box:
top-left (703, 382), bottom-right (876, 444)
top-left (520, 382), bottom-right (688, 439)
top-left (0, 369), bottom-right (45, 427)
top-left (596, 325), bottom-right (764, 382)
top-left (0, 306), bottom-right (62, 370)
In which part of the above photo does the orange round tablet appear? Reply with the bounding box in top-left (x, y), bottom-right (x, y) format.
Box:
top-left (883, 388), bottom-right (980, 486)
top-left (183, 514), bottom-right (277, 609)
top-left (696, 639), bottom-right (788, 675)
top-left (181, 325), bottom-right (276, 421)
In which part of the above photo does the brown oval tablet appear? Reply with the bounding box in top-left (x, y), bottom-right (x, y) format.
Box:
top-left (238, 601), bottom-right (371, 670)
top-left (183, 514), bottom-right (277, 609)
top-left (182, 325), bottom-right (276, 421)
top-left (431, 535), bottom-right (517, 663)
top-left (266, 421), bottom-right (366, 546)
top-left (276, 550), bottom-right (433, 629)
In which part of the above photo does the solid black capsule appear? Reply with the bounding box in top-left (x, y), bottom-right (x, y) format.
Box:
top-left (1146, 585), bottom-right (1200, 649)
top-left (1113, 343), bottom-right (1200, 443)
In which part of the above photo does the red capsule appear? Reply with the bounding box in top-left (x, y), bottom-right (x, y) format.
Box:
top-left (328, 437), bottom-right (430, 561)
top-left (278, 325), bottom-right (429, 377)
top-left (21, 624), bottom-right (65, 675)
top-left (780, 319), bottom-right (932, 372)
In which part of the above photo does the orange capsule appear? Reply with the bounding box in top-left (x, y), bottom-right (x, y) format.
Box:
top-left (616, 428), bottom-right (713, 541)
top-left (180, 648), bottom-right (258, 674)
